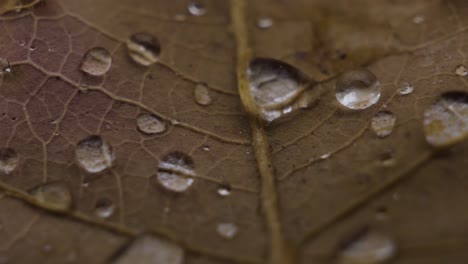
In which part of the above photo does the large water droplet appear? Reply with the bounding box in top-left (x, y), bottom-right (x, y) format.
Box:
top-left (75, 136), bottom-right (114, 173)
top-left (156, 152), bottom-right (195, 192)
top-left (248, 58), bottom-right (312, 122)
top-left (194, 84), bottom-right (212, 106)
top-left (423, 92), bottom-right (468, 147)
top-left (371, 110), bottom-right (396, 138)
top-left (455, 64), bottom-right (467, 76)
top-left (335, 69), bottom-right (381, 110)
top-left (126, 33), bottom-right (160, 66)
top-left (80, 47), bottom-right (112, 76)
top-left (216, 222), bottom-right (238, 239)
top-left (338, 230), bottom-right (396, 264)
top-left (0, 148), bottom-right (18, 174)
top-left (113, 235), bottom-right (184, 264)
top-left (136, 114), bottom-right (166, 135)
top-left (94, 197), bottom-right (115, 219)
top-left (29, 182), bottom-right (72, 211)
top-left (187, 1), bottom-right (206, 16)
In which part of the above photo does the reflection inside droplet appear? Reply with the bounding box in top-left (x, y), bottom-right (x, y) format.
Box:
top-left (335, 69), bottom-right (381, 110)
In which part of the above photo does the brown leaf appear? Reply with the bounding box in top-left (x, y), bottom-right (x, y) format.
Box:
top-left (0, 0), bottom-right (467, 263)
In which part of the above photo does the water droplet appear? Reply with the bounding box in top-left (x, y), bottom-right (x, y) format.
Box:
top-left (202, 145), bottom-right (210, 151)
top-left (257, 17), bottom-right (273, 29)
top-left (112, 235), bottom-right (184, 264)
top-left (29, 182), bottom-right (72, 211)
top-left (217, 184), bottom-right (231, 197)
top-left (320, 153), bottom-right (331, 160)
top-left (216, 222), bottom-right (238, 239)
top-left (156, 152), bottom-right (195, 192)
top-left (29, 45), bottom-right (36, 51)
top-left (248, 58), bottom-right (312, 122)
top-left (335, 69), bottom-right (381, 110)
top-left (0, 148), bottom-right (18, 174)
top-left (338, 230), bottom-right (396, 264)
top-left (455, 64), bottom-right (467, 76)
top-left (136, 114), bottom-right (166, 135)
top-left (423, 92), bottom-right (468, 147)
top-left (187, 1), bottom-right (206, 16)
top-left (0, 58), bottom-right (11, 75)
top-left (75, 136), bottom-right (114, 173)
top-left (194, 84), bottom-right (212, 106)
top-left (94, 197), bottom-right (115, 219)
top-left (80, 47), bottom-right (112, 76)
top-left (398, 83), bottom-right (413, 95)
top-left (174, 14), bottom-right (186, 21)
top-left (371, 110), bottom-right (396, 138)
top-left (126, 33), bottom-right (160, 66)
top-left (412, 15), bottom-right (425, 24)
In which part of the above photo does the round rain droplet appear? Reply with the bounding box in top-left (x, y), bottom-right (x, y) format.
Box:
top-left (257, 18), bottom-right (273, 29)
top-left (398, 83), bottom-right (413, 95)
top-left (371, 110), bottom-right (396, 138)
top-left (423, 92), bottom-right (468, 147)
top-left (136, 114), bottom-right (166, 135)
top-left (113, 235), bottom-right (184, 264)
top-left (338, 231), bottom-right (396, 264)
top-left (80, 47), bottom-right (112, 76)
top-left (29, 182), bottom-right (72, 211)
top-left (335, 69), bottom-right (381, 110)
top-left (216, 222), bottom-right (238, 239)
top-left (187, 1), bottom-right (206, 16)
top-left (75, 136), bottom-right (114, 174)
top-left (156, 152), bottom-right (195, 192)
top-left (95, 197), bottom-right (115, 219)
top-left (126, 33), bottom-right (160, 66)
top-left (455, 64), bottom-right (467, 76)
top-left (194, 84), bottom-right (212, 106)
top-left (0, 148), bottom-right (18, 174)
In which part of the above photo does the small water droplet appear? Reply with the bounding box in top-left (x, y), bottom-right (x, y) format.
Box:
top-left (188, 1), bottom-right (206, 16)
top-left (42, 244), bottom-right (53, 254)
top-left (320, 153), bottom-right (331, 160)
top-left (202, 145), bottom-right (210, 151)
top-left (371, 110), bottom-right (396, 138)
top-left (136, 114), bottom-right (166, 135)
top-left (29, 45), bottom-right (36, 51)
top-left (0, 148), bottom-right (18, 174)
top-left (217, 184), bottom-right (231, 197)
top-left (335, 69), bottom-right (381, 110)
top-left (80, 47), bottom-right (112, 76)
top-left (412, 15), bottom-right (425, 24)
top-left (423, 92), bottom-right (468, 147)
top-left (194, 84), bottom-right (212, 106)
top-left (257, 17), bottom-right (273, 29)
top-left (174, 14), bottom-right (186, 21)
top-left (216, 222), bottom-right (238, 239)
top-left (156, 152), bottom-right (195, 192)
top-left (126, 33), bottom-right (160, 66)
top-left (75, 136), bottom-right (114, 173)
top-left (170, 119), bottom-right (180, 125)
top-left (338, 230), bottom-right (396, 264)
top-left (112, 235), bottom-right (184, 264)
top-left (455, 64), bottom-right (467, 76)
top-left (29, 182), bottom-right (72, 211)
top-left (248, 58), bottom-right (312, 122)
top-left (398, 83), bottom-right (413, 95)
top-left (94, 197), bottom-right (115, 219)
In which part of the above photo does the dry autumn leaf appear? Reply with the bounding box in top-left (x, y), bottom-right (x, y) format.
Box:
top-left (0, 0), bottom-right (468, 264)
